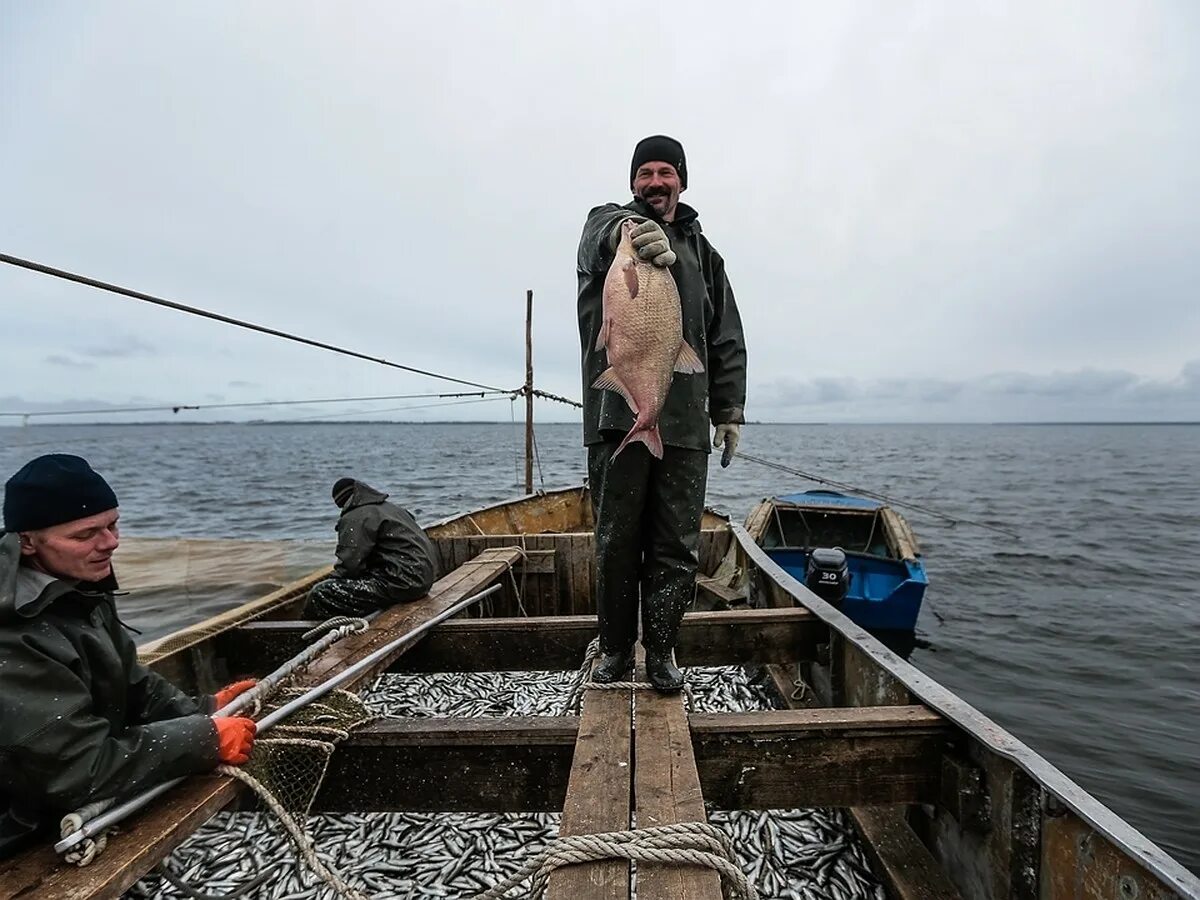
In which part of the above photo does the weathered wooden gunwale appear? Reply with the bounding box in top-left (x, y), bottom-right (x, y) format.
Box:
top-left (733, 522), bottom-right (1199, 900)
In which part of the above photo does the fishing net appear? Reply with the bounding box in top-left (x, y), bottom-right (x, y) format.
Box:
top-left (213, 687), bottom-right (377, 900)
top-left (238, 688), bottom-right (374, 818)
top-left (129, 535), bottom-right (333, 665)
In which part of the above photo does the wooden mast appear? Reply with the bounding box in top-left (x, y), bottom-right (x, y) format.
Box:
top-left (524, 289), bottom-right (534, 494)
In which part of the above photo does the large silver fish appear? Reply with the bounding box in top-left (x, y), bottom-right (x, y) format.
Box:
top-left (593, 218), bottom-right (704, 458)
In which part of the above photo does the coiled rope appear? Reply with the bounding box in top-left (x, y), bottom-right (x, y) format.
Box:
top-left (469, 822), bottom-right (759, 900)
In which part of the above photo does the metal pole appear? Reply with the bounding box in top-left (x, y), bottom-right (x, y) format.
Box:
top-left (524, 289), bottom-right (534, 494)
top-left (55, 583), bottom-right (502, 855)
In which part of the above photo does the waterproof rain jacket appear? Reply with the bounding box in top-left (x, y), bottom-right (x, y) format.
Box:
top-left (577, 198), bottom-right (747, 451)
top-left (0, 532), bottom-right (218, 859)
top-left (332, 482), bottom-right (436, 591)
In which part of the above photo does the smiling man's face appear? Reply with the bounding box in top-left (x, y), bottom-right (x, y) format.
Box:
top-left (633, 161), bottom-right (683, 222)
top-left (20, 508), bottom-right (120, 582)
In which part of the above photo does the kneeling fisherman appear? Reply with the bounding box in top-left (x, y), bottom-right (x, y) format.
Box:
top-left (0, 454), bottom-right (257, 859)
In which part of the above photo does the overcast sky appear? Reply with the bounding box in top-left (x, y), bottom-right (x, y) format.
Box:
top-left (3, 1), bottom-right (1198, 425)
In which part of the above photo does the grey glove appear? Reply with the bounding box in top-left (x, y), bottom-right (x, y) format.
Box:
top-left (630, 220), bottom-right (676, 267)
top-left (713, 423), bottom-right (741, 468)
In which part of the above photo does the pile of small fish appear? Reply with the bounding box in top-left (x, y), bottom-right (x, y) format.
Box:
top-left (127, 666), bottom-right (885, 900)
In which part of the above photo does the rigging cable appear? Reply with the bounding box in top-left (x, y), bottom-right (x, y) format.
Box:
top-left (264, 395), bottom-right (512, 423)
top-left (734, 450), bottom-right (1021, 540)
top-left (0, 253), bottom-right (506, 393)
top-left (0, 391), bottom-right (506, 419)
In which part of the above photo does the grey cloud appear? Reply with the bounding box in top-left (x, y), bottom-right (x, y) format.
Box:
top-left (77, 335), bottom-right (157, 359)
top-left (44, 354), bottom-right (95, 370)
top-left (759, 363), bottom-right (1200, 421)
top-left (228, 380), bottom-right (257, 388)
top-left (976, 370), bottom-right (1140, 398)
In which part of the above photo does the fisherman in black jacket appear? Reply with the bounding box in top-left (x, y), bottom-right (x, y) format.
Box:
top-left (304, 477), bottom-right (436, 619)
top-left (577, 135), bottom-right (748, 691)
top-left (0, 455), bottom-right (258, 860)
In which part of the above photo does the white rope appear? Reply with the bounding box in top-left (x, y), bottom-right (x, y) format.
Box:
top-left (469, 821), bottom-right (759, 900)
top-left (560, 638), bottom-right (602, 714)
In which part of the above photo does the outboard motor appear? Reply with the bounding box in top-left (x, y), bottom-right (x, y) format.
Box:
top-left (805, 547), bottom-right (850, 607)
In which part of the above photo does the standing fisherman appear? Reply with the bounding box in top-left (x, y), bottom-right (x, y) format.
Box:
top-left (577, 135), bottom-right (748, 691)
top-left (0, 454), bottom-right (257, 859)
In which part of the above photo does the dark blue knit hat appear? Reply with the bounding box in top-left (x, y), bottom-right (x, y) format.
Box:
top-left (630, 134), bottom-right (688, 190)
top-left (331, 477), bottom-right (356, 506)
top-left (3, 454), bottom-right (119, 532)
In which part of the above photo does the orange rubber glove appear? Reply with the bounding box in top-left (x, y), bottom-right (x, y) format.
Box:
top-left (213, 716), bottom-right (257, 765)
top-left (213, 679), bottom-right (257, 709)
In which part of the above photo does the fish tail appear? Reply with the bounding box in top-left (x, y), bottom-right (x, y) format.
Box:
top-left (613, 423), bottom-right (664, 460)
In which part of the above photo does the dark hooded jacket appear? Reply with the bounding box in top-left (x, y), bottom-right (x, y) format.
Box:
top-left (333, 482), bottom-right (436, 591)
top-left (577, 197), bottom-right (747, 451)
top-left (0, 532), bottom-right (218, 859)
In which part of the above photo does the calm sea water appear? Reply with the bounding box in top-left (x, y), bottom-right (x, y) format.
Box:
top-left (2, 422), bottom-right (1197, 871)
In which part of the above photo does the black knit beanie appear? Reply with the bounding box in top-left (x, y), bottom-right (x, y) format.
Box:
top-left (630, 135), bottom-right (687, 190)
top-left (3, 454), bottom-right (119, 532)
top-left (331, 477), bottom-right (357, 506)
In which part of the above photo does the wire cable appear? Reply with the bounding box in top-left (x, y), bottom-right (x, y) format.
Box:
top-left (0, 391), bottom-right (507, 419)
top-left (735, 450), bottom-right (1021, 539)
top-left (0, 253), bottom-right (506, 392)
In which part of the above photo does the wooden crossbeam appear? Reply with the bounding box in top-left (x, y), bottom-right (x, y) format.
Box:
top-left (634, 651), bottom-right (723, 900)
top-left (308, 706), bottom-right (948, 814)
top-left (545, 660), bottom-right (633, 900)
top-left (0, 550), bottom-right (520, 900)
top-left (314, 716), bottom-right (578, 813)
top-left (693, 706), bottom-right (947, 809)
top-left (219, 606), bottom-right (822, 675)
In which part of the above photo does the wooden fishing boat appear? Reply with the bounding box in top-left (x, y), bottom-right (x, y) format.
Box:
top-left (744, 490), bottom-right (928, 633)
top-left (1, 485), bottom-right (1196, 900)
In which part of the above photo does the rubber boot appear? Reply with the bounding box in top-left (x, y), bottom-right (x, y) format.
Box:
top-left (645, 649), bottom-right (684, 693)
top-left (592, 649), bottom-right (633, 683)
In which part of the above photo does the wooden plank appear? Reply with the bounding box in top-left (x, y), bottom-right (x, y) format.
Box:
top-left (315, 716), bottom-right (579, 813)
top-left (545, 659), bottom-right (633, 900)
top-left (570, 532), bottom-right (592, 615)
top-left (222, 607), bottom-right (823, 676)
top-left (633, 651), bottom-right (723, 900)
top-left (695, 576), bottom-right (743, 609)
top-left (850, 807), bottom-right (962, 900)
top-left (293, 546), bottom-right (522, 691)
top-left (692, 706), bottom-right (947, 809)
top-left (0, 777), bottom-right (238, 900)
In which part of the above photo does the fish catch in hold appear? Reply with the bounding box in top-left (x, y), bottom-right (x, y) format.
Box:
top-left (592, 218), bottom-right (704, 458)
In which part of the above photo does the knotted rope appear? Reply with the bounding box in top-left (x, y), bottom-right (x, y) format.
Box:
top-left (469, 821), bottom-right (759, 900)
top-left (560, 639), bottom-right (694, 712)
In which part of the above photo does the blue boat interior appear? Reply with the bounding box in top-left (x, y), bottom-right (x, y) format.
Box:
top-left (759, 490), bottom-right (928, 632)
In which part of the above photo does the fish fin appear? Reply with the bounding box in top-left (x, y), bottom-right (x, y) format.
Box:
top-left (623, 259), bottom-right (639, 299)
top-left (591, 367), bottom-right (639, 413)
top-left (594, 317), bottom-right (611, 351)
top-left (613, 424), bottom-right (664, 460)
top-left (674, 341), bottom-right (705, 374)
